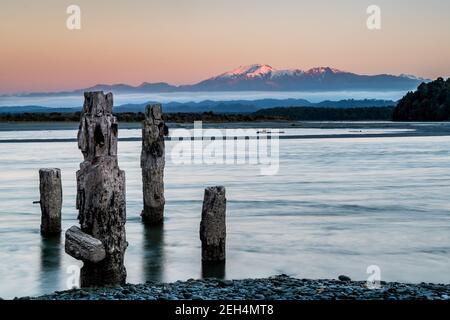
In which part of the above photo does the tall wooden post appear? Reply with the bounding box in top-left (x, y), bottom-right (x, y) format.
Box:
top-left (141, 104), bottom-right (168, 225)
top-left (65, 91), bottom-right (127, 287)
top-left (200, 186), bottom-right (226, 261)
top-left (39, 168), bottom-right (62, 236)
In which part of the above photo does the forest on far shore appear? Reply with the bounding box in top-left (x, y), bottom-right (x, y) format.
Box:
top-left (0, 111), bottom-right (288, 123)
top-left (392, 78), bottom-right (450, 121)
top-left (0, 107), bottom-right (395, 123)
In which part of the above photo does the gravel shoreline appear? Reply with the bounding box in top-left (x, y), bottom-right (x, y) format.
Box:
top-left (18, 275), bottom-right (450, 300)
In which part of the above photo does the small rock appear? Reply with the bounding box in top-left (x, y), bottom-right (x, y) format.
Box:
top-left (183, 292), bottom-right (192, 299)
top-left (218, 280), bottom-right (233, 287)
top-left (338, 275), bottom-right (352, 282)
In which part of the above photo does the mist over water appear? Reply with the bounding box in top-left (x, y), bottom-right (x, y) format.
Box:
top-left (0, 91), bottom-right (407, 108)
top-left (0, 123), bottom-right (449, 299)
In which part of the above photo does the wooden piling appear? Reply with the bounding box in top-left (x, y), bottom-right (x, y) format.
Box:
top-left (200, 186), bottom-right (226, 261)
top-left (65, 91), bottom-right (127, 287)
top-left (39, 168), bottom-right (62, 236)
top-left (141, 104), bottom-right (168, 224)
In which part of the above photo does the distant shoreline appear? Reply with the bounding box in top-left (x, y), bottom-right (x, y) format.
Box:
top-left (2, 120), bottom-right (450, 143)
top-left (0, 106), bottom-right (396, 123)
top-left (1, 133), bottom-right (448, 144)
top-left (0, 111), bottom-right (288, 123)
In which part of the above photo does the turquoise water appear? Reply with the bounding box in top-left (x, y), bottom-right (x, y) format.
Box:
top-left (0, 123), bottom-right (449, 299)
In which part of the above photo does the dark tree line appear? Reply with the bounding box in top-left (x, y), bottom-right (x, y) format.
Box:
top-left (0, 112), bottom-right (82, 122)
top-left (0, 111), bottom-right (287, 123)
top-left (0, 108), bottom-right (397, 122)
top-left (392, 78), bottom-right (450, 121)
top-left (254, 106), bottom-right (395, 121)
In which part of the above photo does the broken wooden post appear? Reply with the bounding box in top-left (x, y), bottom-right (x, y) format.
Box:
top-left (200, 186), bottom-right (226, 261)
top-left (65, 226), bottom-right (106, 263)
top-left (141, 104), bottom-right (168, 225)
top-left (65, 91), bottom-right (127, 287)
top-left (39, 168), bottom-right (62, 236)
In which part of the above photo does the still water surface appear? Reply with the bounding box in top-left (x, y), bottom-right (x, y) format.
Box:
top-left (0, 123), bottom-right (449, 298)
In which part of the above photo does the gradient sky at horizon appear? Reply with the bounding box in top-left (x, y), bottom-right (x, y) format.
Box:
top-left (1, 0), bottom-right (449, 94)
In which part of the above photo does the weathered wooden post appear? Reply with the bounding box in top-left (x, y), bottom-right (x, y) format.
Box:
top-left (141, 104), bottom-right (168, 225)
top-left (38, 168), bottom-right (62, 236)
top-left (65, 91), bottom-right (127, 287)
top-left (200, 186), bottom-right (226, 261)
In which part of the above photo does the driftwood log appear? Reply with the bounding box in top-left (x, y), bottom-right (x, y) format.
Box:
top-left (65, 91), bottom-right (127, 287)
top-left (141, 104), bottom-right (168, 224)
top-left (39, 168), bottom-right (62, 235)
top-left (200, 186), bottom-right (226, 261)
top-left (65, 226), bottom-right (106, 263)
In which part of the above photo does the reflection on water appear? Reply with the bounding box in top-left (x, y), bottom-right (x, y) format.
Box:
top-left (202, 261), bottom-right (226, 279)
top-left (142, 224), bottom-right (165, 283)
top-left (40, 235), bottom-right (61, 294)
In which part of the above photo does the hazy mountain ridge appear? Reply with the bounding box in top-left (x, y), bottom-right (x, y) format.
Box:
top-left (189, 64), bottom-right (426, 91)
top-left (2, 64), bottom-right (427, 97)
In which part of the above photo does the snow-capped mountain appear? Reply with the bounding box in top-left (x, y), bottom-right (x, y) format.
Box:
top-left (399, 74), bottom-right (428, 81)
top-left (187, 64), bottom-right (424, 91)
top-left (216, 64), bottom-right (276, 79)
top-left (212, 64), bottom-right (344, 81)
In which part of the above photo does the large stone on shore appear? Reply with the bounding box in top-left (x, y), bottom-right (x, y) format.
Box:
top-left (72, 91), bottom-right (127, 287)
top-left (39, 168), bottom-right (62, 236)
top-left (200, 186), bottom-right (226, 261)
top-left (141, 104), bottom-right (168, 225)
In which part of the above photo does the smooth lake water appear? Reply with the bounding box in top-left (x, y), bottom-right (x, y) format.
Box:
top-left (0, 122), bottom-right (450, 298)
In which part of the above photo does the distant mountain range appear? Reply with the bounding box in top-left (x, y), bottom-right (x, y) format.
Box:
top-left (4, 64), bottom-right (427, 97)
top-left (188, 65), bottom-right (426, 92)
top-left (0, 98), bottom-right (396, 114)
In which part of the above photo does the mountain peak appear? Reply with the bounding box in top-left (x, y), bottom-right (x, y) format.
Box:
top-left (218, 64), bottom-right (275, 79)
top-left (399, 74), bottom-right (427, 81)
top-left (215, 64), bottom-right (348, 81)
top-left (305, 67), bottom-right (345, 75)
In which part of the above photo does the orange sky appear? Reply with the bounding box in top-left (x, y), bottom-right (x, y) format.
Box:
top-left (1, 0), bottom-right (449, 94)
